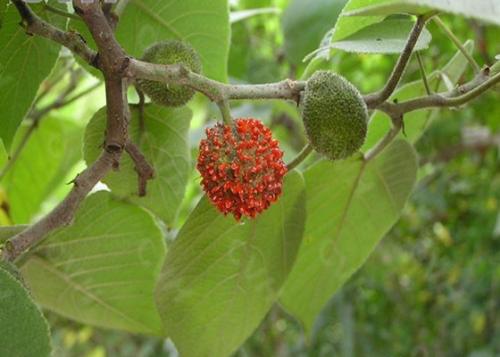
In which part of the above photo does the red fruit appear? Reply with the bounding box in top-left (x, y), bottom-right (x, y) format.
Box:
top-left (197, 118), bottom-right (287, 220)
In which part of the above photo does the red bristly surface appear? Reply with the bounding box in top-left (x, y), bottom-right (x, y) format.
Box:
top-left (197, 118), bottom-right (287, 220)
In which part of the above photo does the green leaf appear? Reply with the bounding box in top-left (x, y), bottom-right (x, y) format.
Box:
top-left (0, 267), bottom-right (52, 357)
top-left (155, 171), bottom-right (306, 357)
top-left (280, 140), bottom-right (417, 332)
top-left (0, 2), bottom-right (66, 149)
top-left (344, 0), bottom-right (500, 26)
top-left (282, 0), bottom-right (348, 64)
top-left (362, 40), bottom-right (474, 150)
top-left (84, 104), bottom-right (192, 226)
top-left (0, 0), bottom-right (7, 23)
top-left (21, 191), bottom-right (166, 335)
top-left (1, 117), bottom-right (82, 224)
top-left (330, 18), bottom-right (431, 53)
top-left (117, 0), bottom-right (229, 82)
top-left (332, 0), bottom-right (386, 43)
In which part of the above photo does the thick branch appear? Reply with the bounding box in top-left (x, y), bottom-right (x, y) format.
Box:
top-left (73, 0), bottom-right (130, 152)
top-left (365, 16), bottom-right (429, 108)
top-left (1, 151), bottom-right (119, 262)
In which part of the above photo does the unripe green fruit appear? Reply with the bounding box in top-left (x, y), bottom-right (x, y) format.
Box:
top-left (137, 40), bottom-right (202, 107)
top-left (301, 71), bottom-right (368, 160)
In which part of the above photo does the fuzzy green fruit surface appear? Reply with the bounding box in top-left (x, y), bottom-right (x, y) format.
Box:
top-left (137, 40), bottom-right (202, 107)
top-left (301, 71), bottom-right (368, 160)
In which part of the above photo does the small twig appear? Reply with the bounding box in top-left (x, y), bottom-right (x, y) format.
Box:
top-left (1, 151), bottom-right (120, 262)
top-left (433, 16), bottom-right (481, 73)
top-left (0, 125), bottom-right (36, 181)
top-left (115, 0), bottom-right (131, 17)
top-left (125, 141), bottom-right (155, 197)
top-left (381, 69), bottom-right (500, 116)
top-left (365, 15), bottom-right (429, 108)
top-left (44, 3), bottom-right (81, 21)
top-left (364, 115), bottom-right (404, 161)
top-left (0, 70), bottom-right (94, 181)
top-left (286, 144), bottom-right (314, 171)
top-left (470, 20), bottom-right (491, 65)
top-left (217, 100), bottom-right (234, 126)
top-left (57, 82), bottom-right (101, 108)
top-left (416, 52), bottom-right (432, 95)
top-left (33, 60), bottom-right (74, 107)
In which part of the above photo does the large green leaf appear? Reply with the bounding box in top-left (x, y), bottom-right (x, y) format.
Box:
top-left (330, 18), bottom-right (431, 53)
top-left (0, 2), bottom-right (66, 149)
top-left (344, 0), bottom-right (500, 26)
top-left (21, 191), bottom-right (166, 335)
top-left (0, 117), bottom-right (82, 224)
top-left (362, 40), bottom-right (474, 150)
top-left (155, 171), bottom-right (306, 357)
top-left (84, 104), bottom-right (192, 226)
top-left (0, 267), bottom-right (52, 357)
top-left (282, 0), bottom-right (347, 64)
top-left (280, 140), bottom-right (418, 332)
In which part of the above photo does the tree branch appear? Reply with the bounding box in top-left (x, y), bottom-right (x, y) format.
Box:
top-left (365, 15), bottom-right (429, 108)
top-left (1, 151), bottom-right (119, 262)
top-left (127, 59), bottom-right (306, 102)
top-left (0, 68), bottom-right (92, 181)
top-left (1, 1), bottom-right (130, 261)
top-left (73, 0), bottom-right (130, 152)
top-left (433, 16), bottom-right (481, 73)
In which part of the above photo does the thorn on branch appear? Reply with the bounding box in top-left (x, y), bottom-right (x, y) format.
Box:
top-left (125, 141), bottom-right (155, 197)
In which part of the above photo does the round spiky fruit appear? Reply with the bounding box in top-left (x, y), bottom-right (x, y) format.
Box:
top-left (137, 40), bottom-right (202, 107)
top-left (197, 119), bottom-right (287, 220)
top-left (301, 71), bottom-right (368, 160)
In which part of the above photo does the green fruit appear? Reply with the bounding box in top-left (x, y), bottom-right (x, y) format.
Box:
top-left (137, 40), bottom-right (202, 107)
top-left (301, 71), bottom-right (368, 160)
